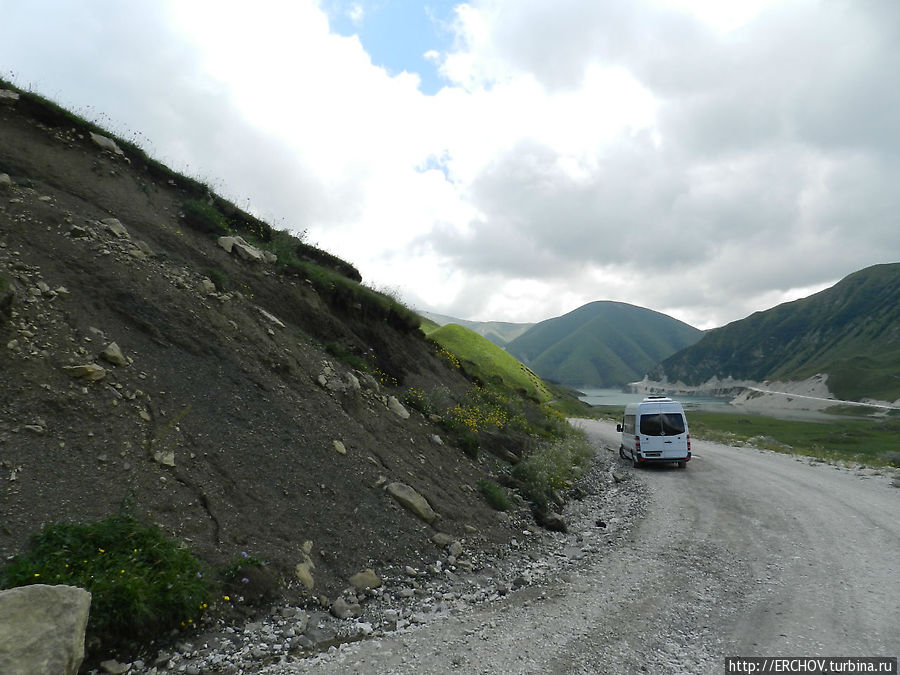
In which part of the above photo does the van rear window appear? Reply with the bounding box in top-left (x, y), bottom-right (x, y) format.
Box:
top-left (639, 413), bottom-right (686, 436)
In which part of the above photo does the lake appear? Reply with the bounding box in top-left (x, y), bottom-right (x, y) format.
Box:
top-left (578, 388), bottom-right (734, 411)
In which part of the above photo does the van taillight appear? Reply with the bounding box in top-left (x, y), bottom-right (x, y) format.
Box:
top-left (687, 433), bottom-right (691, 452)
top-left (635, 436), bottom-right (641, 453)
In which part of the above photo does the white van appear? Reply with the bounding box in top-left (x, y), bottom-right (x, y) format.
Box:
top-left (617, 396), bottom-right (691, 468)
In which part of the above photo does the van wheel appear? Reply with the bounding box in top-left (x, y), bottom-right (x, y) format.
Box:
top-left (677, 461), bottom-right (686, 469)
top-left (632, 455), bottom-right (640, 469)
top-left (619, 445), bottom-right (626, 459)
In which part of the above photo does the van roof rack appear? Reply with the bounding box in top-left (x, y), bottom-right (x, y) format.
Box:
top-left (646, 395), bottom-right (669, 399)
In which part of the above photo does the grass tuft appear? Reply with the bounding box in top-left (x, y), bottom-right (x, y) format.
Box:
top-left (478, 479), bottom-right (512, 511)
top-left (182, 200), bottom-right (229, 236)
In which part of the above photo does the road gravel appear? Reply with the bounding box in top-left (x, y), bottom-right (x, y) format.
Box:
top-left (264, 419), bottom-right (899, 674)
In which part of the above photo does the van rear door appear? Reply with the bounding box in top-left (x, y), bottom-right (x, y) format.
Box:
top-left (638, 404), bottom-right (688, 459)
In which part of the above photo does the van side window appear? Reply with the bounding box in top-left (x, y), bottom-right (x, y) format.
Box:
top-left (639, 413), bottom-right (686, 436)
top-left (623, 414), bottom-right (636, 435)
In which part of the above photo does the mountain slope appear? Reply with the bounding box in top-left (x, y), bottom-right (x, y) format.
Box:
top-left (428, 323), bottom-right (552, 402)
top-left (650, 263), bottom-right (900, 401)
top-left (506, 301), bottom-right (704, 387)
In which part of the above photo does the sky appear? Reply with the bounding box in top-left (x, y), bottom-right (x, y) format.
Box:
top-left (1, 0), bottom-right (898, 330)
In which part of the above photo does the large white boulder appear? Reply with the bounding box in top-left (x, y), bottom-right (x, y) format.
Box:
top-left (0, 584), bottom-right (92, 675)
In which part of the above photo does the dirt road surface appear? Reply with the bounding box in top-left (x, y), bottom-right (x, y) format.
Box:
top-left (265, 419), bottom-right (900, 674)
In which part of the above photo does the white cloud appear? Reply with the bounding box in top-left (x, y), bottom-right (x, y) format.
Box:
top-left (1, 0), bottom-right (897, 331)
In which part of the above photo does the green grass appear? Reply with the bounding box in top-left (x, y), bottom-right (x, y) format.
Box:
top-left (688, 409), bottom-right (900, 466)
top-left (478, 479), bottom-right (512, 511)
top-left (428, 323), bottom-right (552, 403)
top-left (511, 429), bottom-right (595, 508)
top-left (182, 199), bottom-right (230, 236)
top-left (0, 514), bottom-right (209, 654)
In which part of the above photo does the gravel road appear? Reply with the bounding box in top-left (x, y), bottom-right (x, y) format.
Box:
top-left (261, 419), bottom-right (899, 674)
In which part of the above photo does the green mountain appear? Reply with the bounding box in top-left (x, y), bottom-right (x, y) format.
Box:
top-left (420, 311), bottom-right (533, 347)
top-left (427, 323), bottom-right (552, 402)
top-left (506, 301), bottom-right (704, 388)
top-left (650, 263), bottom-right (900, 402)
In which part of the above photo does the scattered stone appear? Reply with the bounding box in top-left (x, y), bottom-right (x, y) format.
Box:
top-left (100, 342), bottom-right (127, 367)
top-left (68, 224), bottom-right (90, 238)
top-left (0, 173), bottom-right (11, 189)
top-left (0, 89), bottom-right (20, 104)
top-left (295, 545), bottom-right (316, 590)
top-left (257, 307), bottom-right (285, 328)
top-left (432, 532), bottom-right (454, 547)
top-left (89, 132), bottom-right (124, 155)
top-left (199, 277), bottom-right (217, 294)
top-left (0, 584), bottom-right (91, 675)
top-left (535, 508), bottom-right (568, 533)
top-left (330, 597), bottom-right (362, 620)
top-left (349, 568), bottom-right (382, 591)
top-left (100, 218), bottom-right (129, 238)
top-left (62, 363), bottom-right (106, 382)
top-left (386, 482), bottom-right (437, 524)
top-left (387, 395), bottom-right (410, 419)
top-left (333, 440), bottom-right (347, 455)
top-left (132, 239), bottom-right (154, 257)
top-left (153, 448), bottom-right (175, 467)
top-left (100, 659), bottom-right (130, 674)
top-left (217, 236), bottom-right (270, 263)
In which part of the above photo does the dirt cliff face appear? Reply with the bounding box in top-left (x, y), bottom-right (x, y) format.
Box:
top-left (0, 92), bottom-right (517, 598)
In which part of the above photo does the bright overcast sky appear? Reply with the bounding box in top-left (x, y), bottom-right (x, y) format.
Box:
top-left (2, 0), bottom-right (898, 329)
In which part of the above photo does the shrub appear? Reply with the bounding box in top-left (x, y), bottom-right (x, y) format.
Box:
top-left (478, 478), bottom-right (511, 511)
top-left (0, 514), bottom-right (209, 652)
top-left (512, 430), bottom-right (595, 508)
top-left (402, 387), bottom-right (432, 415)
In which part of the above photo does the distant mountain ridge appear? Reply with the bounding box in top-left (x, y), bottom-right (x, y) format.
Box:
top-left (420, 311), bottom-right (533, 347)
top-left (649, 263), bottom-right (900, 402)
top-left (505, 301), bottom-right (704, 388)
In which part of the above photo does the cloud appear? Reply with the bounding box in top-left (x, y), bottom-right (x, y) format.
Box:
top-left (2, 0), bottom-right (897, 331)
top-left (413, 0), bottom-right (900, 326)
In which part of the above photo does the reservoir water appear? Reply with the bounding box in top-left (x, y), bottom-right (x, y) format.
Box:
top-left (578, 388), bottom-right (733, 411)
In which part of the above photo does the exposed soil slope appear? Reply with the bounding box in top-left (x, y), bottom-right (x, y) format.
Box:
top-left (0, 92), bottom-right (524, 603)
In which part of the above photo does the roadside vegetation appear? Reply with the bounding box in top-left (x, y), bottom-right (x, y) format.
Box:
top-left (687, 409), bottom-right (900, 467)
top-left (0, 514), bottom-right (209, 657)
top-left (419, 322), bottom-right (599, 514)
